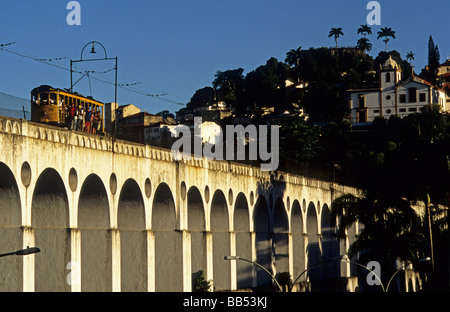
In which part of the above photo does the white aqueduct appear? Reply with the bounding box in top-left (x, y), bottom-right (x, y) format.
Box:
top-left (0, 116), bottom-right (362, 292)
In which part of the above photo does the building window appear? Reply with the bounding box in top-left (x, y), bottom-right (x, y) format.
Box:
top-left (358, 95), bottom-right (365, 108)
top-left (373, 109), bottom-right (380, 113)
top-left (386, 95), bottom-right (391, 100)
top-left (386, 73), bottom-right (391, 83)
top-left (408, 87), bottom-right (417, 103)
top-left (419, 93), bottom-right (426, 102)
top-left (386, 109), bottom-right (392, 114)
top-left (409, 107), bottom-right (417, 112)
top-left (399, 108), bottom-right (406, 112)
top-left (399, 94), bottom-right (406, 103)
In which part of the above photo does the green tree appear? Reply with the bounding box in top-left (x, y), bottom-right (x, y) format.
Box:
top-left (193, 270), bottom-right (212, 292)
top-left (278, 116), bottom-right (324, 165)
top-left (427, 36), bottom-right (441, 84)
top-left (406, 51), bottom-right (415, 77)
top-left (331, 111), bottom-right (450, 290)
top-left (212, 68), bottom-right (245, 107)
top-left (330, 192), bottom-right (427, 289)
top-left (285, 46), bottom-right (302, 83)
top-left (244, 57), bottom-right (290, 110)
top-left (156, 110), bottom-right (174, 119)
top-left (357, 24), bottom-right (372, 38)
top-left (377, 27), bottom-right (396, 52)
top-left (356, 37), bottom-right (372, 54)
top-left (328, 27), bottom-right (344, 48)
top-left (187, 86), bottom-right (215, 109)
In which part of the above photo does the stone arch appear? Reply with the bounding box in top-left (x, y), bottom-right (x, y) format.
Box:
top-left (0, 162), bottom-right (22, 291)
top-left (152, 182), bottom-right (182, 292)
top-left (320, 203), bottom-right (340, 280)
top-left (13, 123), bottom-right (20, 134)
top-left (210, 189), bottom-right (231, 291)
top-left (291, 199), bottom-right (305, 284)
top-left (32, 167), bottom-right (70, 292)
top-left (234, 192), bottom-right (252, 289)
top-left (5, 120), bottom-right (12, 132)
top-left (306, 201), bottom-right (321, 283)
top-left (253, 195), bottom-right (272, 289)
top-left (273, 197), bottom-right (289, 278)
top-left (187, 186), bottom-right (207, 288)
top-left (118, 178), bottom-right (146, 292)
top-left (78, 174), bottom-right (111, 292)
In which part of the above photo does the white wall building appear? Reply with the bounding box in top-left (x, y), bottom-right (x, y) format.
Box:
top-left (348, 56), bottom-right (447, 124)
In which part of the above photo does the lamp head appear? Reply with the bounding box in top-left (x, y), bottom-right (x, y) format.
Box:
top-left (15, 247), bottom-right (40, 256)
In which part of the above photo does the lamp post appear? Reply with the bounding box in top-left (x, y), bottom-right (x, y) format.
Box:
top-left (0, 247), bottom-right (40, 258)
top-left (224, 255), bottom-right (283, 292)
top-left (291, 255), bottom-right (386, 292)
top-left (70, 41), bottom-right (118, 103)
top-left (70, 41), bottom-right (118, 138)
top-left (386, 257), bottom-right (431, 292)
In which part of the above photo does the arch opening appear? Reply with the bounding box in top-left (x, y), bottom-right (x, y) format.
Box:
top-left (273, 197), bottom-right (289, 282)
top-left (78, 174), bottom-right (111, 292)
top-left (32, 168), bottom-right (70, 292)
top-left (152, 183), bottom-right (182, 292)
top-left (118, 179), bottom-right (146, 292)
top-left (210, 189), bottom-right (231, 291)
top-left (0, 163), bottom-right (22, 292)
top-left (234, 192), bottom-right (251, 290)
top-left (253, 195), bottom-right (272, 289)
top-left (291, 200), bottom-right (305, 285)
top-left (187, 186), bottom-right (207, 289)
top-left (306, 202), bottom-right (321, 284)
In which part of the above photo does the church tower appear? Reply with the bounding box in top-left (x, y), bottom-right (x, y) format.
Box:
top-left (379, 55), bottom-right (402, 116)
top-left (380, 55), bottom-right (402, 90)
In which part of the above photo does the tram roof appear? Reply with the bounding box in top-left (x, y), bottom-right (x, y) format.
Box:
top-left (31, 85), bottom-right (104, 105)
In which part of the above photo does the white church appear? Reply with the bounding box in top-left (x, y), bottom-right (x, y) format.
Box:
top-left (348, 56), bottom-right (447, 124)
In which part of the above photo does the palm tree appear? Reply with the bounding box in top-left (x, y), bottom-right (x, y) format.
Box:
top-left (377, 27), bottom-right (396, 52)
top-left (328, 27), bottom-right (344, 48)
top-left (406, 51), bottom-right (415, 76)
top-left (286, 46), bottom-right (302, 83)
top-left (356, 37), bottom-right (372, 55)
top-left (330, 192), bottom-right (427, 287)
top-left (357, 25), bottom-right (372, 38)
top-left (285, 46), bottom-right (302, 68)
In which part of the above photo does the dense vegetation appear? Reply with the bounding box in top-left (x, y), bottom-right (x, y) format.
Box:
top-left (183, 26), bottom-right (449, 290)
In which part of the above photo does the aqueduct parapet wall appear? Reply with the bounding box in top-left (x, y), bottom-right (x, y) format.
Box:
top-left (0, 116), bottom-right (360, 292)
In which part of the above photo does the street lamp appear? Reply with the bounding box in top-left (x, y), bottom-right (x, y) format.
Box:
top-left (70, 41), bottom-right (118, 101)
top-left (291, 255), bottom-right (386, 292)
top-left (224, 255), bottom-right (283, 292)
top-left (70, 41), bottom-right (118, 141)
top-left (386, 257), bottom-right (431, 292)
top-left (0, 247), bottom-right (40, 258)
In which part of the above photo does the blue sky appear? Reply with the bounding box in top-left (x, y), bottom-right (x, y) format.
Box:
top-left (0, 0), bottom-right (448, 114)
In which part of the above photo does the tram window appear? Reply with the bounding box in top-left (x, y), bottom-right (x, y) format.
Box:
top-left (40, 93), bottom-right (49, 105)
top-left (50, 93), bottom-right (57, 105)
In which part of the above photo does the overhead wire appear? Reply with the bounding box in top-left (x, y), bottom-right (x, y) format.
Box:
top-left (0, 42), bottom-right (187, 106)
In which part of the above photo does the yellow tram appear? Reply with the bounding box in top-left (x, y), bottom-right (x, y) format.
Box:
top-left (31, 85), bottom-right (105, 132)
